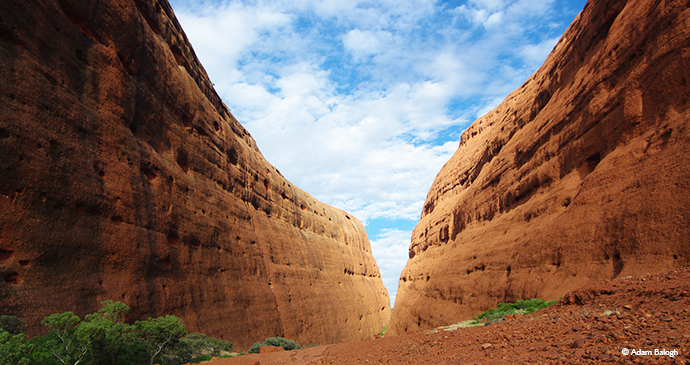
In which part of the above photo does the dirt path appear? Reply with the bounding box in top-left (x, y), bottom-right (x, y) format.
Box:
top-left (210, 268), bottom-right (690, 364)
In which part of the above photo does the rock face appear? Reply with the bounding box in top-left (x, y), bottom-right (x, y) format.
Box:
top-left (389, 0), bottom-right (690, 335)
top-left (0, 0), bottom-right (390, 348)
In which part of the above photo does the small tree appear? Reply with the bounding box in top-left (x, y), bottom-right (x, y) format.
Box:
top-left (135, 315), bottom-right (186, 365)
top-left (82, 301), bottom-right (137, 365)
top-left (40, 312), bottom-right (90, 365)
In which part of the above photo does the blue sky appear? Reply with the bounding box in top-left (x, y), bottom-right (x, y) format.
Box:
top-left (168, 0), bottom-right (587, 307)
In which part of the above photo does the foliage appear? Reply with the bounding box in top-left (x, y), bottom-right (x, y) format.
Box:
top-left (112, 341), bottom-right (149, 365)
top-left (0, 330), bottom-right (33, 365)
top-left (80, 301), bottom-right (138, 365)
top-left (247, 336), bottom-right (300, 353)
top-left (135, 315), bottom-right (187, 365)
top-left (40, 311), bottom-right (91, 365)
top-left (472, 298), bottom-right (557, 324)
top-left (85, 300), bottom-right (130, 324)
top-left (380, 309), bottom-right (392, 338)
top-left (190, 354), bottom-right (213, 363)
top-left (37, 303), bottom-right (140, 365)
top-left (0, 301), bottom-right (233, 365)
top-left (0, 315), bottom-right (25, 335)
top-left (25, 331), bottom-right (62, 365)
top-left (172, 332), bottom-right (234, 364)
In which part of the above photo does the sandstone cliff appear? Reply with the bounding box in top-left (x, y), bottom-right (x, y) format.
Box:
top-left (389, 0), bottom-right (690, 335)
top-left (0, 0), bottom-right (390, 348)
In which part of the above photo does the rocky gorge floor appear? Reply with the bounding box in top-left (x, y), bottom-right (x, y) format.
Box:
top-left (207, 268), bottom-right (689, 364)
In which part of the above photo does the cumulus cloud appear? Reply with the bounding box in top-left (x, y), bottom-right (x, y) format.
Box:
top-left (169, 0), bottom-right (586, 307)
top-left (342, 29), bottom-right (395, 61)
top-left (175, 4), bottom-right (291, 79)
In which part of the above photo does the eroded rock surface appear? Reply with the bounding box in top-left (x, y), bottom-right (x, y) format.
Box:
top-left (0, 0), bottom-right (389, 348)
top-left (390, 0), bottom-right (690, 335)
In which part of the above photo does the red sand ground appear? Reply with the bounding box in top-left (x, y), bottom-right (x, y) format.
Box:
top-left (207, 268), bottom-right (689, 364)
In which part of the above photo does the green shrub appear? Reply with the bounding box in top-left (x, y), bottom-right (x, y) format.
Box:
top-left (472, 298), bottom-right (556, 324)
top-left (183, 332), bottom-right (233, 354)
top-left (190, 354), bottom-right (213, 363)
top-left (172, 332), bottom-right (234, 365)
top-left (247, 337), bottom-right (300, 353)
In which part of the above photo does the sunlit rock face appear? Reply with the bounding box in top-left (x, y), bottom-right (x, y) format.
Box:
top-left (389, 0), bottom-right (690, 335)
top-left (0, 0), bottom-right (389, 348)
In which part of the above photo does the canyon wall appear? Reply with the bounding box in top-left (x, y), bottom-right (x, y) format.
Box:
top-left (390, 0), bottom-right (690, 335)
top-left (0, 0), bottom-right (390, 348)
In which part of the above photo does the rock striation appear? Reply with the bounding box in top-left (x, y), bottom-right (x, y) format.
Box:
top-left (0, 0), bottom-right (390, 348)
top-left (389, 0), bottom-right (690, 335)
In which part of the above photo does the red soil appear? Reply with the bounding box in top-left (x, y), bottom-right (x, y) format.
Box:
top-left (209, 268), bottom-right (690, 364)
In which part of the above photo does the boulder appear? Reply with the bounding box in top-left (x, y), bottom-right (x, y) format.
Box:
top-left (259, 346), bottom-right (284, 354)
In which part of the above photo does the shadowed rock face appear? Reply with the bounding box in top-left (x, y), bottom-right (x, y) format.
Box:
top-left (389, 0), bottom-right (690, 335)
top-left (0, 0), bottom-right (390, 348)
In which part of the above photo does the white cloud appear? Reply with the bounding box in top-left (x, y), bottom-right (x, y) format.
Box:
top-left (470, 0), bottom-right (506, 11)
top-left (453, 4), bottom-right (503, 29)
top-left (519, 35), bottom-right (562, 68)
top-left (175, 4), bottom-right (291, 79)
top-left (509, 0), bottom-right (556, 17)
top-left (342, 29), bottom-right (395, 61)
top-left (369, 229), bottom-right (413, 307)
top-left (169, 0), bottom-right (586, 308)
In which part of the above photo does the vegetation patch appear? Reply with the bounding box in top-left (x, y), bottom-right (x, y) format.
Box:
top-left (0, 301), bottom-right (233, 365)
top-left (428, 319), bottom-right (482, 333)
top-left (247, 337), bottom-right (300, 353)
top-left (472, 298), bottom-right (556, 325)
top-left (379, 308), bottom-right (392, 338)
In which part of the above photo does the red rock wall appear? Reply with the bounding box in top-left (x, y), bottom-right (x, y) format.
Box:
top-left (389, 0), bottom-right (690, 335)
top-left (0, 0), bottom-right (390, 348)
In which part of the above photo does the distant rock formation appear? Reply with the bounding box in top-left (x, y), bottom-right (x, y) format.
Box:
top-left (0, 0), bottom-right (389, 348)
top-left (389, 0), bottom-right (690, 335)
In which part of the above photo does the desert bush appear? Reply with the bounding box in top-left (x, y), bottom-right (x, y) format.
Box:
top-left (472, 298), bottom-right (556, 324)
top-left (171, 332), bottom-right (234, 365)
top-left (247, 336), bottom-right (300, 353)
top-left (190, 354), bottom-right (213, 363)
top-left (183, 332), bottom-right (233, 354)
